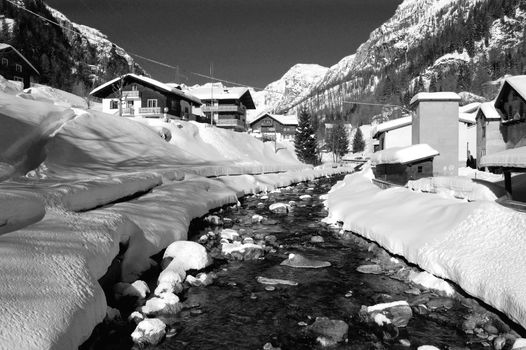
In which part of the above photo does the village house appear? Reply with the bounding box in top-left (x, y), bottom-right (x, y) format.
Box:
top-left (188, 83), bottom-right (255, 132)
top-left (480, 75), bottom-right (526, 200)
top-left (371, 144), bottom-right (439, 186)
top-left (372, 94), bottom-right (477, 175)
top-left (90, 74), bottom-right (201, 119)
top-left (249, 113), bottom-right (298, 141)
top-left (0, 43), bottom-right (39, 89)
top-left (476, 101), bottom-right (506, 168)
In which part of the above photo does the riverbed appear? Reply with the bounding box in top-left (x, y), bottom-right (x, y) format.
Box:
top-left (84, 174), bottom-right (522, 350)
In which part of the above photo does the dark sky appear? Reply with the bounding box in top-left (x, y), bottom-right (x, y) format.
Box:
top-left (45, 0), bottom-right (402, 88)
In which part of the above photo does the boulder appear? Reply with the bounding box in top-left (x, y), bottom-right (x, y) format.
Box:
top-left (306, 317), bottom-right (348, 346)
top-left (310, 235), bottom-right (325, 243)
top-left (356, 264), bottom-right (383, 275)
top-left (162, 241), bottom-right (211, 271)
top-left (365, 300), bottom-right (413, 328)
top-left (140, 292), bottom-right (183, 316)
top-left (204, 215), bottom-right (222, 225)
top-left (222, 242), bottom-right (264, 260)
top-left (299, 194), bottom-right (312, 201)
top-left (131, 318), bottom-right (166, 346)
top-left (220, 229), bottom-right (239, 241)
top-left (269, 203), bottom-right (291, 214)
top-left (155, 265), bottom-right (186, 296)
top-left (281, 253), bottom-right (331, 269)
top-left (128, 311), bottom-right (145, 324)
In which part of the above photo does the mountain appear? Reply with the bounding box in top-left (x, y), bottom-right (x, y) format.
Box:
top-left (0, 0), bottom-right (145, 94)
top-left (264, 0), bottom-right (526, 125)
top-left (252, 63), bottom-right (328, 115)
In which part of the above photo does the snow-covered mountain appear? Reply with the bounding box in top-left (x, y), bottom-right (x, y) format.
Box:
top-left (252, 63), bottom-right (328, 114)
top-left (0, 0), bottom-right (145, 93)
top-left (268, 0), bottom-right (526, 123)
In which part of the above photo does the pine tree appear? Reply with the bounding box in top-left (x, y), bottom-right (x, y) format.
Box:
top-left (294, 109), bottom-right (319, 165)
top-left (332, 123), bottom-right (350, 161)
top-left (352, 127), bottom-right (366, 153)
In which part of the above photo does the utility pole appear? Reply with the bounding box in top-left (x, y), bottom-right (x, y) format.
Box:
top-left (210, 62), bottom-right (214, 126)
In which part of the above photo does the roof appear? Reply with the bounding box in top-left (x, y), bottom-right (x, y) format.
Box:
top-left (371, 144), bottom-right (439, 165)
top-left (458, 112), bottom-right (476, 124)
top-left (249, 113), bottom-right (298, 126)
top-left (410, 92), bottom-right (461, 106)
top-left (89, 73), bottom-right (201, 105)
top-left (495, 75), bottom-right (526, 111)
top-left (372, 116), bottom-right (412, 138)
top-left (480, 146), bottom-right (526, 169)
top-left (459, 102), bottom-right (482, 114)
top-left (188, 85), bottom-right (256, 109)
top-left (0, 43), bottom-right (39, 75)
top-left (477, 101), bottom-right (501, 121)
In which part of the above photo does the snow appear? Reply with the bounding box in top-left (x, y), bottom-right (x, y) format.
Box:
top-left (371, 144), bottom-right (439, 165)
top-left (481, 146), bottom-right (526, 168)
top-left (478, 101), bottom-right (501, 120)
top-left (372, 116), bottom-right (412, 137)
top-left (407, 175), bottom-right (506, 201)
top-left (504, 75), bottom-right (526, 102)
top-left (324, 169), bottom-right (526, 329)
top-left (18, 84), bottom-right (89, 109)
top-left (410, 92), bottom-right (461, 106)
top-left (0, 88), bottom-right (356, 349)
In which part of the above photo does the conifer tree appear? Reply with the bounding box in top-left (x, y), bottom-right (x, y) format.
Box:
top-left (352, 126), bottom-right (366, 153)
top-left (294, 109), bottom-right (319, 165)
top-left (331, 123), bottom-right (350, 161)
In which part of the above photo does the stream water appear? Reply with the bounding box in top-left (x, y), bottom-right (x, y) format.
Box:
top-left (85, 174), bottom-right (522, 350)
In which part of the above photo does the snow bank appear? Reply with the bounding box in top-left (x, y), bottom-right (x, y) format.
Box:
top-left (407, 176), bottom-right (506, 201)
top-left (0, 209), bottom-right (130, 350)
top-left (18, 84), bottom-right (89, 109)
top-left (325, 171), bottom-right (526, 328)
top-left (371, 144), bottom-right (439, 165)
top-left (0, 190), bottom-right (45, 235)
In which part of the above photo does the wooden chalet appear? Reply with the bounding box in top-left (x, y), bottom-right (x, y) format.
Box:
top-left (0, 43), bottom-right (39, 88)
top-left (90, 74), bottom-right (201, 119)
top-left (371, 144), bottom-right (439, 186)
top-left (249, 113), bottom-right (298, 140)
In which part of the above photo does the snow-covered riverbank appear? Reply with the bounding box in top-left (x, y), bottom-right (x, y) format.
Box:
top-left (324, 169), bottom-right (526, 330)
top-left (0, 85), bottom-right (355, 349)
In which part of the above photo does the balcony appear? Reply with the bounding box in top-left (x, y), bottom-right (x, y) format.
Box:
top-left (139, 107), bottom-right (161, 114)
top-left (216, 118), bottom-right (246, 129)
top-left (202, 104), bottom-right (245, 113)
top-left (122, 90), bottom-right (140, 98)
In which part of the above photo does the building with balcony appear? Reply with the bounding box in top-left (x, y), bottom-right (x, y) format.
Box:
top-left (0, 43), bottom-right (39, 89)
top-left (188, 83), bottom-right (256, 132)
top-left (249, 113), bottom-right (298, 141)
top-left (90, 74), bottom-right (201, 119)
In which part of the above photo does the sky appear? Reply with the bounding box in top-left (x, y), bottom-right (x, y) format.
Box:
top-left (45, 0), bottom-right (403, 88)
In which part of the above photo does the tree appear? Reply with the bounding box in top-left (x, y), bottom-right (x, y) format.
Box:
top-left (294, 109), bottom-right (320, 165)
top-left (331, 123), bottom-right (350, 162)
top-left (352, 126), bottom-right (366, 153)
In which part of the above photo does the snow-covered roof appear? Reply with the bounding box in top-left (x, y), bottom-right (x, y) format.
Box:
top-left (90, 74), bottom-right (201, 105)
top-left (371, 144), bottom-right (439, 165)
top-left (410, 92), bottom-right (461, 106)
top-left (477, 101), bottom-right (501, 120)
top-left (459, 102), bottom-right (481, 114)
top-left (504, 75), bottom-right (526, 102)
top-left (249, 113), bottom-right (298, 126)
top-left (188, 85), bottom-right (256, 109)
top-left (480, 146), bottom-right (526, 169)
top-left (372, 116), bottom-right (412, 137)
top-left (458, 112), bottom-right (476, 124)
top-left (0, 43), bottom-right (40, 75)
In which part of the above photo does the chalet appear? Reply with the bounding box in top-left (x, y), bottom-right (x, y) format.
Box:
top-left (480, 75), bottom-right (526, 201)
top-left (90, 74), bottom-right (201, 119)
top-left (0, 43), bottom-right (39, 89)
top-left (371, 144), bottom-right (439, 186)
top-left (249, 113), bottom-right (298, 141)
top-left (188, 83), bottom-right (255, 132)
top-left (476, 101), bottom-right (506, 168)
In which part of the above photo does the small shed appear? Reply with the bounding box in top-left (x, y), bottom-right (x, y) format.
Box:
top-left (371, 144), bottom-right (439, 185)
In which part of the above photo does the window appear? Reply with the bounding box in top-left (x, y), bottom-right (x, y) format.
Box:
top-left (13, 76), bottom-right (23, 82)
top-left (1, 58), bottom-right (7, 66)
top-left (131, 84), bottom-right (138, 91)
top-left (417, 166), bottom-right (423, 173)
top-left (110, 100), bottom-right (119, 109)
top-left (147, 99), bottom-right (158, 108)
top-left (15, 64), bottom-right (22, 72)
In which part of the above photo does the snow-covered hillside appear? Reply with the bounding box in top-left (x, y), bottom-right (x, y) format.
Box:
top-left (269, 0), bottom-right (526, 116)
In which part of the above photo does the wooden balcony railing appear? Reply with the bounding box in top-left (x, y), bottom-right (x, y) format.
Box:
top-left (122, 90), bottom-right (140, 98)
top-left (202, 104), bottom-right (245, 113)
